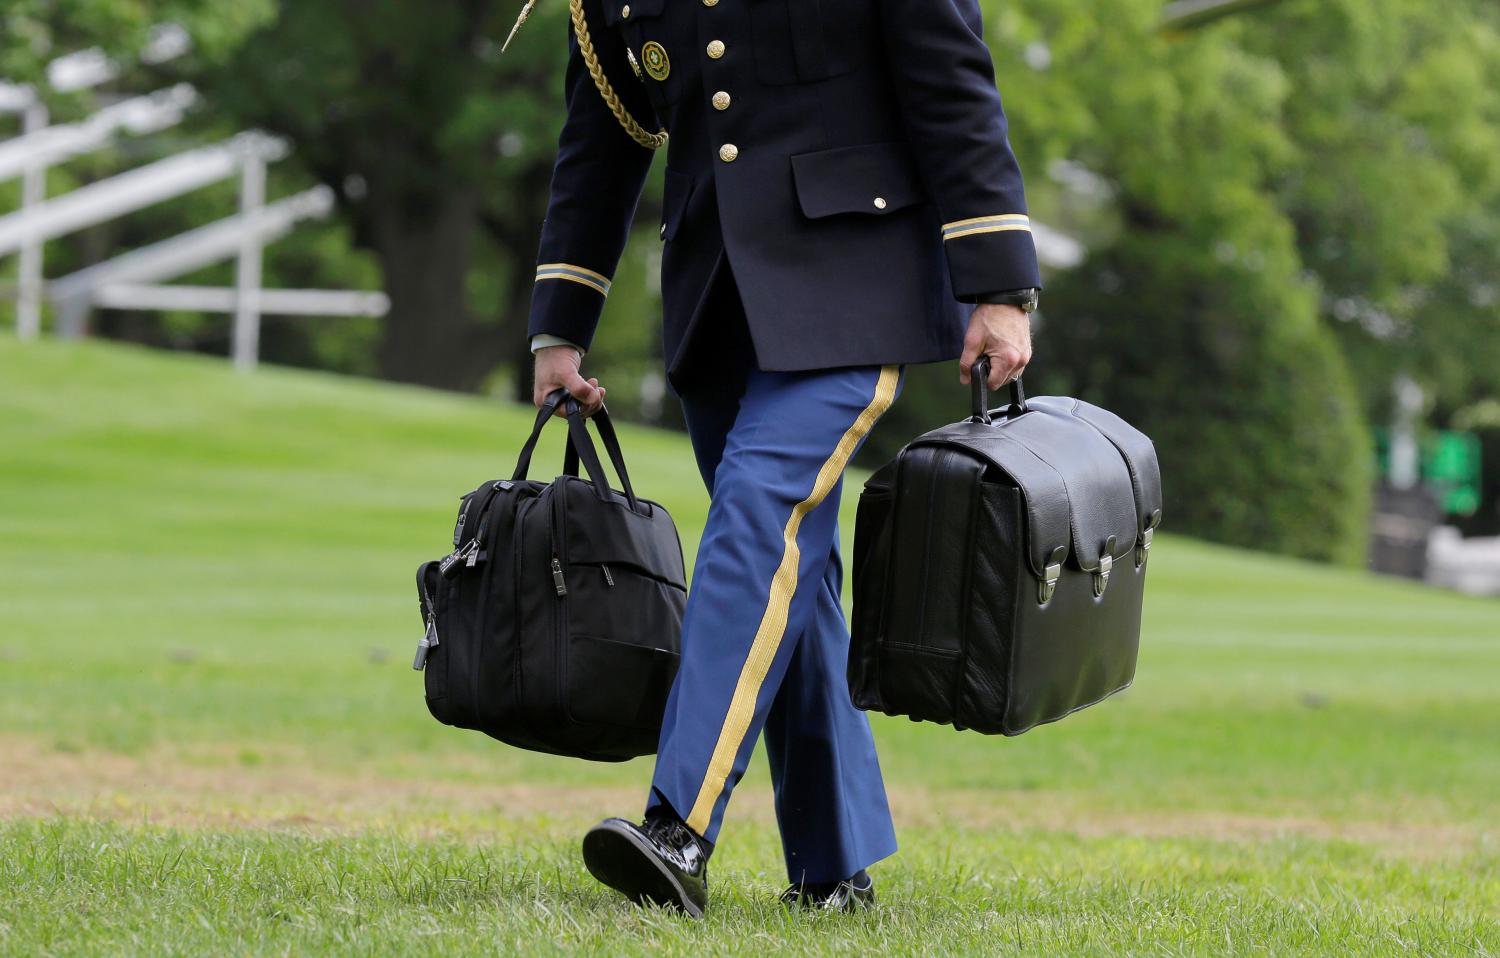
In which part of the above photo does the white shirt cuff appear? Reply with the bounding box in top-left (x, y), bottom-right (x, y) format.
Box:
top-left (530, 334), bottom-right (584, 354)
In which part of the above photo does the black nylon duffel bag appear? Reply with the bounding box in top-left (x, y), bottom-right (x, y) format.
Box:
top-left (412, 389), bottom-right (686, 761)
top-left (849, 360), bottom-right (1162, 736)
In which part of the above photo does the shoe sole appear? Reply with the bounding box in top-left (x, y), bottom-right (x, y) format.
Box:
top-left (581, 822), bottom-right (705, 919)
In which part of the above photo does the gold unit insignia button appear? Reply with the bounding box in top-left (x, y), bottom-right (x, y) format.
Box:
top-left (707, 39), bottom-right (726, 59)
top-left (642, 41), bottom-right (671, 81)
top-left (621, 3), bottom-right (631, 16)
top-left (873, 196), bottom-right (888, 209)
top-left (712, 91), bottom-right (731, 110)
top-left (719, 143), bottom-right (739, 162)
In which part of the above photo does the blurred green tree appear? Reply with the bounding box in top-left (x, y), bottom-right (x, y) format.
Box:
top-left (1243, 0), bottom-right (1500, 417)
top-left (190, 2), bottom-right (580, 392)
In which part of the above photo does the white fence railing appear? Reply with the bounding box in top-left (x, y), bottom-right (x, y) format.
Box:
top-left (1, 32), bottom-right (387, 370)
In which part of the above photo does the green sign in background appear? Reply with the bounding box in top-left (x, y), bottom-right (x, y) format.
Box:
top-left (1373, 429), bottom-right (1483, 516)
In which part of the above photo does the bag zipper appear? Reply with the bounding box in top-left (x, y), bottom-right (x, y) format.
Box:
top-left (440, 480), bottom-right (511, 579)
top-left (453, 493), bottom-right (476, 547)
top-left (550, 483), bottom-right (570, 727)
top-left (550, 479), bottom-right (570, 596)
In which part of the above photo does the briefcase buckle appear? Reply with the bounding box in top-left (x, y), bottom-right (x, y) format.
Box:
top-left (1135, 526), bottom-right (1154, 568)
top-left (1038, 561), bottom-right (1062, 604)
top-left (1094, 552), bottom-right (1113, 598)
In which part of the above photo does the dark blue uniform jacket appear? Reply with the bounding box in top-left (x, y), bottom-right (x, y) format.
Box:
top-left (527, 0), bottom-right (1041, 380)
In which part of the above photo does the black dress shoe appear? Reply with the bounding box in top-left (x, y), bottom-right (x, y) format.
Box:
top-left (780, 871), bottom-right (877, 912)
top-left (582, 814), bottom-right (711, 918)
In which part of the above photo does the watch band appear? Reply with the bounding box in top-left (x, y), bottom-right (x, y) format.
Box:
top-left (971, 288), bottom-right (1040, 312)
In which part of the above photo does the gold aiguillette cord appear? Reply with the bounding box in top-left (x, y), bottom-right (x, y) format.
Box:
top-left (502, 0), bottom-right (668, 150)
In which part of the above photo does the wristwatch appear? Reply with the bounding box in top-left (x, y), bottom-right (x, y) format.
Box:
top-left (971, 288), bottom-right (1040, 313)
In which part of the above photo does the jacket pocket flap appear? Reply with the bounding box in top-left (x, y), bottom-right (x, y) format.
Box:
top-left (790, 141), bottom-right (924, 219)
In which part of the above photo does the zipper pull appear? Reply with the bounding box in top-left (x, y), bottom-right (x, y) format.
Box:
top-left (551, 557), bottom-right (568, 596)
top-left (412, 613), bottom-right (438, 671)
top-left (602, 564), bottom-right (614, 587)
top-left (453, 496), bottom-right (474, 547)
top-left (440, 539), bottom-right (480, 578)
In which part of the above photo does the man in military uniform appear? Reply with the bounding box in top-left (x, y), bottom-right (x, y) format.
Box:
top-left (523, 0), bottom-right (1041, 917)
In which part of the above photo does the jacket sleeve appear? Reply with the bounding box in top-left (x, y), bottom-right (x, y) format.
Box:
top-left (526, 0), bottom-right (658, 351)
top-left (876, 0), bottom-right (1042, 299)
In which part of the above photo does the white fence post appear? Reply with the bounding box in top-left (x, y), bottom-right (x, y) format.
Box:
top-left (16, 100), bottom-right (48, 340)
top-left (231, 155), bottom-right (265, 370)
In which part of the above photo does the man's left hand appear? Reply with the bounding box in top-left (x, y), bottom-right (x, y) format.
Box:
top-left (959, 303), bottom-right (1033, 388)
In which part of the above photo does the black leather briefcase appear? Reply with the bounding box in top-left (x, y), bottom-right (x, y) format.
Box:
top-left (413, 390), bottom-right (686, 761)
top-left (849, 360), bottom-right (1162, 735)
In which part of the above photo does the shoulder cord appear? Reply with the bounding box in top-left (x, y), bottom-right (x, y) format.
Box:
top-left (505, 0), bottom-right (667, 151)
top-left (569, 0), bottom-right (668, 150)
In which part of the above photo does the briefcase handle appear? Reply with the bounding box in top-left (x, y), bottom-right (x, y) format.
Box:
top-left (510, 388), bottom-right (645, 514)
top-left (970, 356), bottom-right (1029, 425)
top-left (511, 388), bottom-right (569, 481)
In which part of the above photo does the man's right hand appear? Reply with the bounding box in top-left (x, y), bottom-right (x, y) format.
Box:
top-left (533, 344), bottom-right (605, 417)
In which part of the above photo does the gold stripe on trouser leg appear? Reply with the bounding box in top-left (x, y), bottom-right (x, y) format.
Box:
top-left (684, 365), bottom-right (900, 835)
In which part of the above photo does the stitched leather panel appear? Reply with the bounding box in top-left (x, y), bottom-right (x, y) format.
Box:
top-left (884, 446), bottom-right (984, 655)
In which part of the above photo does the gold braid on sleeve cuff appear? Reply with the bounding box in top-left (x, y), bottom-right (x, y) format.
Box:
top-left (534, 263), bottom-right (612, 296)
top-left (942, 214), bottom-right (1031, 241)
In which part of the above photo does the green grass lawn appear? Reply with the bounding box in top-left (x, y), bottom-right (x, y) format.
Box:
top-left (1, 339), bottom-right (1497, 956)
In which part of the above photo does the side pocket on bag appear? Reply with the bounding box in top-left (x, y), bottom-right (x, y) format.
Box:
top-left (564, 634), bottom-right (680, 731)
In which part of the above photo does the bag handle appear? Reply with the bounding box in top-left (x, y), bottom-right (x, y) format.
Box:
top-left (563, 398), bottom-right (644, 513)
top-left (512, 388), bottom-right (570, 480)
top-left (970, 356), bottom-right (1029, 425)
top-left (513, 389), bottom-right (644, 513)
